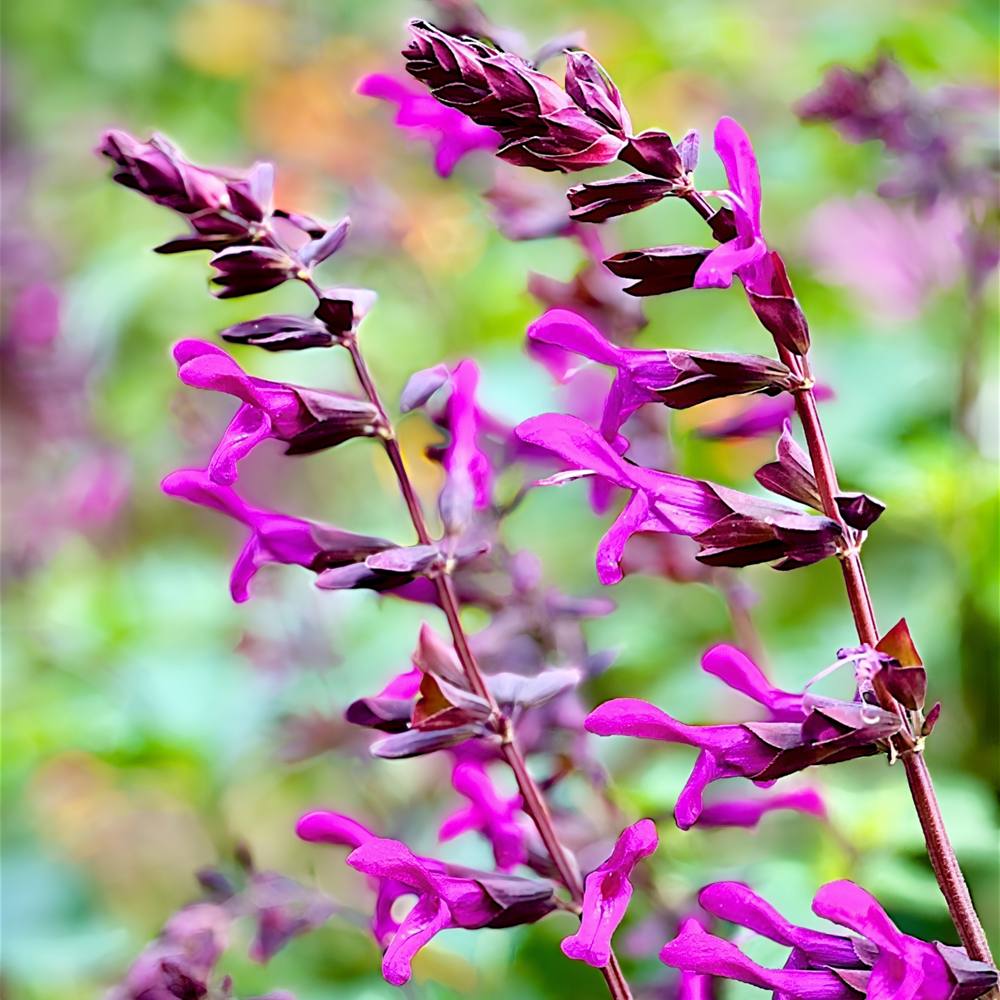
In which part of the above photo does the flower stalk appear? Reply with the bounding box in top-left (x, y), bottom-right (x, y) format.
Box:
top-left (679, 187), bottom-right (995, 968)
top-left (301, 275), bottom-right (634, 1000)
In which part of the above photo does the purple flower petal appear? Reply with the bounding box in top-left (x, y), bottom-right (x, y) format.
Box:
top-left (561, 819), bottom-right (658, 967)
top-left (660, 920), bottom-right (856, 999)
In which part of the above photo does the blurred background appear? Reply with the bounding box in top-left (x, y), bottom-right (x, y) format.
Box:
top-left (2, 0), bottom-right (998, 997)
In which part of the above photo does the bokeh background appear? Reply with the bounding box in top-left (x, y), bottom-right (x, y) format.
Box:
top-left (2, 1), bottom-right (998, 997)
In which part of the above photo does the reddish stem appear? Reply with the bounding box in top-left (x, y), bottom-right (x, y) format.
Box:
top-left (678, 195), bottom-right (993, 964)
top-left (340, 332), bottom-right (632, 999)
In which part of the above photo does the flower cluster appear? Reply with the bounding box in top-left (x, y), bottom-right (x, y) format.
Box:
top-left (98, 12), bottom-right (999, 1000)
top-left (661, 880), bottom-right (997, 999)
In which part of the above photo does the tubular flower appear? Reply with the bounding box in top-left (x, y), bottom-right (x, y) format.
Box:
top-left (658, 879), bottom-right (997, 1000)
top-left (438, 760), bottom-right (527, 870)
top-left (297, 821), bottom-right (557, 988)
top-left (561, 818), bottom-right (659, 967)
top-left (526, 308), bottom-right (800, 447)
top-left (358, 72), bottom-right (501, 176)
top-left (515, 413), bottom-right (843, 583)
top-left (584, 645), bottom-right (901, 828)
top-left (161, 469), bottom-right (398, 601)
top-left (173, 340), bottom-right (379, 484)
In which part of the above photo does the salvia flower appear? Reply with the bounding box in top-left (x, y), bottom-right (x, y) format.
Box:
top-left (659, 879), bottom-right (998, 999)
top-left (437, 360), bottom-right (494, 531)
top-left (691, 117), bottom-right (769, 292)
top-left (357, 72), bottom-right (501, 177)
top-left (526, 309), bottom-right (801, 447)
top-left (515, 413), bottom-right (844, 583)
top-left (298, 818), bottom-right (557, 988)
top-left (607, 118), bottom-right (810, 354)
top-left (561, 818), bottom-right (658, 967)
top-left (438, 760), bottom-right (527, 870)
top-left (403, 20), bottom-right (627, 172)
top-left (173, 340), bottom-right (379, 484)
top-left (296, 811), bottom-right (425, 950)
top-left (161, 468), bottom-right (401, 601)
top-left (584, 644), bottom-right (901, 828)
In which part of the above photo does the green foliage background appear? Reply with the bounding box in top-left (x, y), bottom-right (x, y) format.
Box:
top-left (2, 1), bottom-right (997, 997)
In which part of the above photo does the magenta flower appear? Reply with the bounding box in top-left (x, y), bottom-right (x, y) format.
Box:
top-left (526, 308), bottom-right (799, 446)
top-left (438, 360), bottom-right (494, 531)
top-left (345, 836), bottom-right (556, 986)
top-left (561, 818), bottom-right (658, 967)
top-left (161, 468), bottom-right (396, 601)
top-left (700, 643), bottom-right (804, 722)
top-left (660, 917), bottom-right (856, 999)
top-left (438, 760), bottom-right (526, 870)
top-left (173, 340), bottom-right (378, 485)
top-left (296, 810), bottom-right (429, 949)
top-left (584, 645), bottom-right (901, 828)
top-left (692, 117), bottom-right (769, 292)
top-left (358, 72), bottom-right (500, 177)
top-left (604, 117), bottom-right (809, 353)
top-left (660, 879), bottom-right (997, 999)
top-left (516, 413), bottom-right (843, 583)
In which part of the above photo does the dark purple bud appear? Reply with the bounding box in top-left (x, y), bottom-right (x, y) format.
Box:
top-left (694, 511), bottom-right (842, 571)
top-left (209, 245), bottom-right (297, 299)
top-left (709, 206), bottom-right (738, 242)
top-left (835, 491), bottom-right (885, 531)
top-left (298, 216), bottom-right (351, 267)
top-left (564, 50), bottom-right (631, 136)
top-left (618, 129), bottom-right (685, 180)
top-left (98, 130), bottom-right (233, 217)
top-left (744, 252), bottom-right (811, 354)
top-left (567, 173), bottom-right (675, 223)
top-left (400, 363), bottom-right (451, 412)
top-left (604, 245), bottom-right (713, 296)
top-left (370, 722), bottom-right (489, 758)
top-left (221, 314), bottom-right (336, 352)
top-left (313, 287), bottom-right (377, 339)
top-left (403, 20), bottom-right (625, 174)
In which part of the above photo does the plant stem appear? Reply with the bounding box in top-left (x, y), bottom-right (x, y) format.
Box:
top-left (788, 369), bottom-right (995, 966)
top-left (339, 331), bottom-right (632, 1000)
top-left (677, 193), bottom-right (994, 965)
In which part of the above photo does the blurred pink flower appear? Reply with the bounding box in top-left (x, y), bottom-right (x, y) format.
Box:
top-left (803, 195), bottom-right (964, 322)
